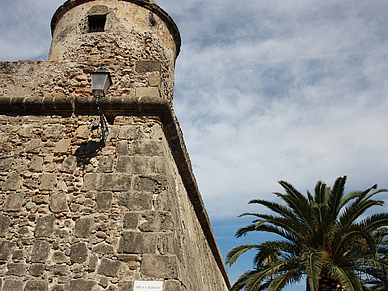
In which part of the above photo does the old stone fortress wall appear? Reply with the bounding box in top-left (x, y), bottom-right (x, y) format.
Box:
top-left (0, 0), bottom-right (230, 290)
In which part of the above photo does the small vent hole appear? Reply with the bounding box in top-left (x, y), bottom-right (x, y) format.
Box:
top-left (88, 15), bottom-right (106, 32)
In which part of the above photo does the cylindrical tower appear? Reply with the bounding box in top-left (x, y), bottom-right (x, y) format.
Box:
top-left (49, 0), bottom-right (180, 103)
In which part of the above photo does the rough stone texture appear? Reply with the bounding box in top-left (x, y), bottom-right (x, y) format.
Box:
top-left (0, 0), bottom-right (229, 290)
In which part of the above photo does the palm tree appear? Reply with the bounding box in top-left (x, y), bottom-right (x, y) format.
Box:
top-left (226, 176), bottom-right (388, 291)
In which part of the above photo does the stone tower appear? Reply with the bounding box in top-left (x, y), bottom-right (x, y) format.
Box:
top-left (0, 0), bottom-right (230, 290)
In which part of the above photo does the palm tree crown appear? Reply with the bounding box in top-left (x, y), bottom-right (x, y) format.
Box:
top-left (226, 176), bottom-right (388, 291)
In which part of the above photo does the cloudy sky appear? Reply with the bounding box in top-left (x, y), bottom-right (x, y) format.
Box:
top-left (2, 0), bottom-right (388, 289)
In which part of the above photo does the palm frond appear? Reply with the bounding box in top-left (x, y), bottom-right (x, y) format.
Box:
top-left (226, 244), bottom-right (260, 266)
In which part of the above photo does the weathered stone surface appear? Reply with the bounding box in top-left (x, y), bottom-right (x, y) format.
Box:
top-left (26, 139), bottom-right (42, 154)
top-left (6, 262), bottom-right (26, 276)
top-left (96, 191), bottom-right (112, 211)
top-left (139, 211), bottom-right (174, 232)
top-left (69, 279), bottom-right (96, 291)
top-left (45, 124), bottom-right (65, 139)
top-left (30, 240), bottom-right (50, 263)
top-left (52, 251), bottom-right (70, 264)
top-left (93, 242), bottom-right (114, 255)
top-left (98, 156), bottom-right (114, 172)
top-left (98, 258), bottom-right (121, 277)
top-left (116, 141), bottom-right (129, 155)
top-left (118, 232), bottom-right (158, 254)
top-left (2, 172), bottom-right (22, 190)
top-left (29, 156), bottom-right (44, 172)
top-left (99, 174), bottom-right (132, 191)
top-left (12, 249), bottom-right (26, 261)
top-left (123, 212), bottom-right (138, 229)
top-left (60, 156), bottom-right (77, 173)
top-left (148, 72), bottom-right (160, 87)
top-left (29, 264), bottom-right (45, 277)
top-left (49, 193), bottom-right (69, 213)
top-left (0, 158), bottom-right (13, 171)
top-left (117, 281), bottom-right (134, 291)
top-left (119, 191), bottom-right (152, 211)
top-left (0, 214), bottom-right (11, 236)
top-left (135, 60), bottom-right (161, 73)
top-left (88, 254), bottom-right (98, 272)
top-left (74, 217), bottom-right (94, 238)
top-left (24, 280), bottom-right (48, 291)
top-left (0, 240), bottom-right (16, 262)
top-left (70, 242), bottom-right (88, 263)
top-left (75, 125), bottom-right (90, 139)
top-left (39, 173), bottom-right (57, 190)
top-left (2, 279), bottom-right (23, 291)
top-left (135, 87), bottom-right (160, 98)
top-left (35, 214), bottom-right (55, 237)
top-left (133, 175), bottom-right (167, 193)
top-left (130, 140), bottom-right (163, 156)
top-left (4, 193), bottom-right (24, 211)
top-left (47, 264), bottom-right (71, 276)
top-left (142, 255), bottom-right (178, 278)
top-left (165, 280), bottom-right (183, 291)
top-left (54, 139), bottom-right (71, 153)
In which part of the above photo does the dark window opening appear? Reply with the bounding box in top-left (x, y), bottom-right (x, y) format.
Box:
top-left (88, 15), bottom-right (106, 32)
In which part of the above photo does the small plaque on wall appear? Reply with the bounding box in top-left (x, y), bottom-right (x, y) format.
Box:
top-left (133, 281), bottom-right (163, 290)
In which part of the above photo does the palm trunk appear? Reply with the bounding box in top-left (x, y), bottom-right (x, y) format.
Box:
top-left (318, 270), bottom-right (344, 291)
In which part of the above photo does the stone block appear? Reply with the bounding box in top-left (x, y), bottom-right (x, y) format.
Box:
top-left (0, 158), bottom-right (13, 171)
top-left (135, 87), bottom-right (160, 98)
top-left (74, 217), bottom-right (94, 238)
top-left (0, 241), bottom-right (16, 262)
top-left (52, 251), bottom-right (70, 264)
top-left (88, 254), bottom-right (98, 272)
top-left (50, 193), bottom-right (69, 213)
top-left (98, 258), bottom-right (121, 277)
top-left (117, 281), bottom-right (133, 291)
top-left (47, 264), bottom-right (71, 276)
top-left (70, 242), bottom-right (88, 263)
top-left (4, 193), bottom-right (24, 211)
top-left (6, 262), bottom-right (26, 276)
top-left (118, 232), bottom-right (158, 254)
top-left (130, 140), bottom-right (163, 156)
top-left (39, 173), bottom-right (57, 190)
top-left (45, 124), bottom-right (65, 139)
top-left (165, 280), bottom-right (183, 291)
top-left (76, 125), bottom-right (90, 139)
top-left (0, 214), bottom-right (11, 236)
top-left (118, 125), bottom-right (141, 140)
top-left (54, 139), bottom-right (71, 153)
top-left (141, 255), bottom-right (178, 278)
top-left (150, 157), bottom-right (166, 174)
top-left (69, 279), bottom-right (96, 291)
top-left (139, 211), bottom-right (174, 232)
top-left (116, 140), bottom-right (129, 155)
top-left (12, 249), bottom-right (26, 261)
top-left (60, 156), bottom-right (77, 173)
top-left (26, 139), bottom-right (42, 154)
top-left (99, 174), bottom-right (132, 191)
top-left (118, 191), bottom-right (152, 211)
top-left (29, 156), bottom-right (44, 172)
top-left (2, 172), bottom-right (22, 190)
top-left (123, 212), bottom-right (139, 229)
top-left (133, 175), bottom-right (167, 193)
top-left (2, 279), bottom-right (23, 291)
top-left (17, 125), bottom-right (33, 137)
top-left (135, 60), bottom-right (161, 73)
top-left (83, 173), bottom-right (97, 190)
top-left (30, 240), bottom-right (50, 263)
top-left (96, 192), bottom-right (112, 211)
top-left (35, 214), bottom-right (55, 237)
top-left (29, 263), bottom-right (45, 277)
top-left (93, 242), bottom-right (114, 255)
top-left (98, 156), bottom-right (114, 172)
top-left (148, 72), bottom-right (160, 87)
top-left (24, 280), bottom-right (49, 291)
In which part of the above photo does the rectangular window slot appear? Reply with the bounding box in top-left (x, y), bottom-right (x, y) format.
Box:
top-left (88, 15), bottom-right (106, 33)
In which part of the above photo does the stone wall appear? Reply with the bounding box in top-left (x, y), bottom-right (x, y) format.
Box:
top-left (0, 112), bottom-right (229, 290)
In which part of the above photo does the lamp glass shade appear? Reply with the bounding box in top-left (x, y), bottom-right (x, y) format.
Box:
top-left (91, 67), bottom-right (112, 96)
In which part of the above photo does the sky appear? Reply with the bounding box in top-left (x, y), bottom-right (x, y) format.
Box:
top-left (1, 0), bottom-right (388, 289)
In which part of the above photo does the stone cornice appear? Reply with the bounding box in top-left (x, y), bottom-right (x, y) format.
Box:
top-left (50, 0), bottom-right (181, 58)
top-left (0, 95), bottom-right (230, 288)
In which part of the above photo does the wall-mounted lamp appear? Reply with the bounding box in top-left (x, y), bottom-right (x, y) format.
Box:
top-left (90, 67), bottom-right (112, 145)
